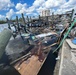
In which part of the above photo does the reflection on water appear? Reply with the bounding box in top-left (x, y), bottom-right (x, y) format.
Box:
top-left (0, 24), bottom-right (8, 32)
top-left (38, 46), bottom-right (58, 75)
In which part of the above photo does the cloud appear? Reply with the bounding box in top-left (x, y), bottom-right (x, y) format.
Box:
top-left (60, 0), bottom-right (76, 9)
top-left (16, 3), bottom-right (35, 15)
top-left (37, 0), bottom-right (66, 9)
top-left (26, 12), bottom-right (38, 16)
top-left (16, 7), bottom-right (26, 14)
top-left (36, 0), bottom-right (66, 15)
top-left (33, 0), bottom-right (45, 8)
top-left (1, 0), bottom-right (76, 20)
top-left (6, 9), bottom-right (15, 19)
top-left (0, 15), bottom-right (5, 19)
top-left (16, 3), bottom-right (27, 14)
top-left (36, 0), bottom-right (76, 15)
top-left (16, 0), bottom-right (66, 15)
top-left (15, 3), bottom-right (27, 10)
top-left (27, 6), bottom-right (35, 13)
top-left (55, 0), bottom-right (76, 14)
top-left (0, 0), bottom-right (14, 10)
top-left (15, 0), bottom-right (45, 15)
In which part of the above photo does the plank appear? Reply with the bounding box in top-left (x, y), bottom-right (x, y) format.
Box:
top-left (66, 39), bottom-right (76, 49)
top-left (14, 55), bottom-right (46, 75)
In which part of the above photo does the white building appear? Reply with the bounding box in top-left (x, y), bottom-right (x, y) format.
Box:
top-left (40, 10), bottom-right (50, 17)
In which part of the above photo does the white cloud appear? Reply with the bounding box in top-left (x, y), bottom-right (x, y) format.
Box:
top-left (54, 0), bottom-right (76, 14)
top-left (16, 3), bottom-right (35, 15)
top-left (0, 15), bottom-right (5, 19)
top-left (60, 0), bottom-right (76, 9)
top-left (26, 12), bottom-right (38, 15)
top-left (15, 0), bottom-right (45, 15)
top-left (0, 0), bottom-right (14, 10)
top-left (33, 0), bottom-right (45, 8)
top-left (6, 9), bottom-right (15, 19)
top-left (16, 3), bottom-right (28, 14)
top-left (36, 0), bottom-right (76, 15)
top-left (36, 0), bottom-right (66, 14)
top-left (16, 7), bottom-right (26, 14)
top-left (1, 0), bottom-right (76, 20)
top-left (15, 3), bottom-right (27, 10)
top-left (27, 6), bottom-right (35, 13)
top-left (41, 0), bottom-right (66, 9)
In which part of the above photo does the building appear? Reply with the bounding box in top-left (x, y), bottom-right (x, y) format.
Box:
top-left (40, 10), bottom-right (50, 17)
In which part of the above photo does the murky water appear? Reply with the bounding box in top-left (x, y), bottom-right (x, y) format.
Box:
top-left (38, 47), bottom-right (57, 75)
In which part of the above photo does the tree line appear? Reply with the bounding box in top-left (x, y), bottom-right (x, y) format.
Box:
top-left (0, 18), bottom-right (22, 24)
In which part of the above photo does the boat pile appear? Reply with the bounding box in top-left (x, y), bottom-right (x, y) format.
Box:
top-left (0, 9), bottom-right (75, 75)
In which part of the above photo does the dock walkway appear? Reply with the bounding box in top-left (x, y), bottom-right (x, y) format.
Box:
top-left (54, 39), bottom-right (76, 75)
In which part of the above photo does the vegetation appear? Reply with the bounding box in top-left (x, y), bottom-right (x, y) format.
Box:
top-left (0, 17), bottom-right (23, 24)
top-left (0, 20), bottom-right (7, 24)
top-left (0, 19), bottom-right (16, 24)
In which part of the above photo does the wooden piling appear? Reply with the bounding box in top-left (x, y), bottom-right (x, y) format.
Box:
top-left (6, 18), bottom-right (11, 29)
top-left (21, 13), bottom-right (27, 32)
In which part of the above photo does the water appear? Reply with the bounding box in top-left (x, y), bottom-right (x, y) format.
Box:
top-left (0, 23), bottom-right (8, 32)
top-left (38, 46), bottom-right (57, 75)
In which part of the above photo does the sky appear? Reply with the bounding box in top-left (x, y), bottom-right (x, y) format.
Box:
top-left (0, 0), bottom-right (76, 20)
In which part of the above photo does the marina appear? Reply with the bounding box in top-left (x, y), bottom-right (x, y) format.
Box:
top-left (0, 8), bottom-right (76, 75)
